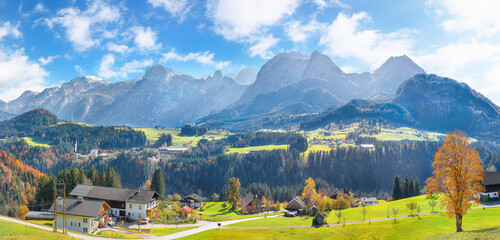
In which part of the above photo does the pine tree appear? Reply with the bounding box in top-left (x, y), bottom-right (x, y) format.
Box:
top-left (414, 178), bottom-right (420, 196)
top-left (98, 169), bottom-right (106, 186)
top-left (151, 168), bottom-right (166, 199)
top-left (106, 167), bottom-right (122, 188)
top-left (391, 175), bottom-right (402, 200)
top-left (90, 166), bottom-right (98, 184)
top-left (402, 176), bottom-right (410, 198)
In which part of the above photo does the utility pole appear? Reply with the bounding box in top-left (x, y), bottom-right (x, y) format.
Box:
top-left (56, 182), bottom-right (66, 234)
top-left (53, 190), bottom-right (57, 233)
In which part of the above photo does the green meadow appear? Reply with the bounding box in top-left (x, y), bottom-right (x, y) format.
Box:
top-left (182, 207), bottom-right (500, 240)
top-left (0, 219), bottom-right (74, 240)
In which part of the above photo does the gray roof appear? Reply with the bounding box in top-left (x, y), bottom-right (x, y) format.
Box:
top-left (70, 184), bottom-right (159, 204)
top-left (484, 172), bottom-right (500, 186)
top-left (48, 198), bottom-right (109, 218)
top-left (182, 193), bottom-right (203, 203)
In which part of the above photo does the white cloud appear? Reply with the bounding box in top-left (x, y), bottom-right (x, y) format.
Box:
top-left (206, 0), bottom-right (300, 58)
top-left (248, 35), bottom-right (279, 59)
top-left (130, 26), bottom-right (161, 51)
top-left (106, 42), bottom-right (131, 53)
top-left (34, 3), bottom-right (48, 13)
top-left (42, 0), bottom-right (121, 51)
top-left (339, 65), bottom-right (357, 73)
top-left (74, 65), bottom-right (86, 75)
top-left (312, 0), bottom-right (349, 9)
top-left (415, 41), bottom-right (500, 77)
top-left (207, 0), bottom-right (299, 41)
top-left (0, 48), bottom-right (48, 101)
top-left (147, 0), bottom-right (192, 22)
top-left (285, 19), bottom-right (325, 43)
top-left (38, 55), bottom-right (60, 65)
top-left (162, 49), bottom-right (230, 69)
top-left (319, 12), bottom-right (414, 69)
top-left (0, 21), bottom-right (22, 40)
top-left (427, 0), bottom-right (500, 37)
top-left (98, 53), bottom-right (153, 79)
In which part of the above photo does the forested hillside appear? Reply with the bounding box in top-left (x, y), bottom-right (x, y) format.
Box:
top-left (0, 151), bottom-right (43, 217)
top-left (0, 108), bottom-right (147, 153)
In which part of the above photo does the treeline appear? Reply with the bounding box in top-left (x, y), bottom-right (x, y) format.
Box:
top-left (180, 125), bottom-right (208, 136)
top-left (33, 166), bottom-right (122, 211)
top-left (391, 175), bottom-right (421, 200)
top-left (151, 140), bottom-right (438, 197)
top-left (0, 151), bottom-right (43, 217)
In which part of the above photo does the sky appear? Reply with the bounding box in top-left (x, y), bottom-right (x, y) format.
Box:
top-left (0, 0), bottom-right (499, 105)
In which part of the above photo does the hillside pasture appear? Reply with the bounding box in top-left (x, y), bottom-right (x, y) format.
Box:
top-left (20, 137), bottom-right (51, 148)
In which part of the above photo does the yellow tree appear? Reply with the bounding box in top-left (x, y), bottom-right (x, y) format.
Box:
top-left (426, 131), bottom-right (484, 232)
top-left (302, 177), bottom-right (317, 204)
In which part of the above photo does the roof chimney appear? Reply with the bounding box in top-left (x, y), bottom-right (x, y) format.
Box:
top-left (77, 196), bottom-right (84, 203)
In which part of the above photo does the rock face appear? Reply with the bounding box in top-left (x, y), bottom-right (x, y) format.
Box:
top-left (234, 67), bottom-right (258, 85)
top-left (300, 74), bottom-right (500, 140)
top-left (0, 65), bottom-right (247, 127)
top-left (197, 51), bottom-right (426, 130)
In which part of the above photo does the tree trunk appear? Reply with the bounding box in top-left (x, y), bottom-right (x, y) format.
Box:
top-left (456, 215), bottom-right (463, 232)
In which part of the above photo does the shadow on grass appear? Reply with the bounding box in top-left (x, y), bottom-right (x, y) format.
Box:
top-left (466, 226), bottom-right (500, 233)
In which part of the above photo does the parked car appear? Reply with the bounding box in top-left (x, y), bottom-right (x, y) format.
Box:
top-left (284, 212), bottom-right (297, 217)
top-left (141, 218), bottom-right (148, 225)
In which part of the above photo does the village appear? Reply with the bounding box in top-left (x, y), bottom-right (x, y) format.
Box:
top-left (19, 171), bottom-right (500, 239)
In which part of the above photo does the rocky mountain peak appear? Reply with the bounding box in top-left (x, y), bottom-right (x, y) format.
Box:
top-left (144, 64), bottom-right (174, 81)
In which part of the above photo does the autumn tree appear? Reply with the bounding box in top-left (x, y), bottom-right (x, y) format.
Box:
top-left (426, 131), bottom-right (484, 232)
top-left (302, 177), bottom-right (317, 204)
top-left (226, 177), bottom-right (241, 210)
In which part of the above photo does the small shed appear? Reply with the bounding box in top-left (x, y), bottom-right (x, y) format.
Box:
top-left (25, 211), bottom-right (54, 220)
top-left (312, 212), bottom-right (326, 226)
top-left (309, 205), bottom-right (319, 216)
top-left (178, 206), bottom-right (192, 218)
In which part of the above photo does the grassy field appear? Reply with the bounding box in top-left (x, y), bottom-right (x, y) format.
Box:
top-left (181, 207), bottom-right (500, 240)
top-left (21, 137), bottom-right (51, 148)
top-left (148, 226), bottom-right (197, 236)
top-left (225, 145), bottom-right (289, 154)
top-left (0, 219), bottom-right (74, 240)
top-left (228, 195), bottom-right (482, 227)
top-left (136, 128), bottom-right (228, 146)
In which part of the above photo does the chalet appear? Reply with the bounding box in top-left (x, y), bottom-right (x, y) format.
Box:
top-left (70, 184), bottom-right (159, 221)
top-left (241, 193), bottom-right (265, 214)
top-left (483, 172), bottom-right (500, 199)
top-left (159, 146), bottom-right (191, 155)
top-left (286, 197), bottom-right (305, 211)
top-left (180, 193), bottom-right (203, 208)
top-left (312, 212), bottom-right (326, 226)
top-left (360, 197), bottom-right (379, 206)
top-left (49, 198), bottom-right (110, 234)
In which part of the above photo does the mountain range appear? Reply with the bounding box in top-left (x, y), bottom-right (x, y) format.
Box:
top-left (1, 50), bottom-right (498, 141)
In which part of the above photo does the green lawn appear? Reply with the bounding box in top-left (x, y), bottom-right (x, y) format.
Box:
top-left (181, 207), bottom-right (500, 240)
top-left (225, 145), bottom-right (289, 154)
top-left (0, 219), bottom-right (74, 240)
top-left (26, 220), bottom-right (52, 228)
top-left (228, 195), bottom-right (482, 227)
top-left (148, 226), bottom-right (197, 236)
top-left (21, 137), bottom-right (51, 148)
top-left (136, 128), bottom-right (228, 146)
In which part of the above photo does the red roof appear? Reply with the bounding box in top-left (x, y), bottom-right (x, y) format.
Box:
top-left (178, 206), bottom-right (192, 213)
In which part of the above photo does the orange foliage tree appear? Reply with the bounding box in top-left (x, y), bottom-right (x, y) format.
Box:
top-left (302, 177), bottom-right (317, 204)
top-left (425, 131), bottom-right (484, 232)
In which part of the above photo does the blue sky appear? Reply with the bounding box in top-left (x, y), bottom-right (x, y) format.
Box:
top-left (0, 0), bottom-right (499, 105)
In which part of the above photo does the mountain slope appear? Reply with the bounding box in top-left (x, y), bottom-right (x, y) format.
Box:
top-left (300, 74), bottom-right (500, 140)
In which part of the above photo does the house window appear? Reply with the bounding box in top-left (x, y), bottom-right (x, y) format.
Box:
top-left (83, 218), bottom-right (88, 223)
top-left (83, 227), bottom-right (88, 232)
top-left (139, 205), bottom-right (142, 210)
top-left (78, 223), bottom-right (80, 227)
top-left (71, 222), bottom-right (73, 226)
top-left (129, 204), bottom-right (132, 209)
